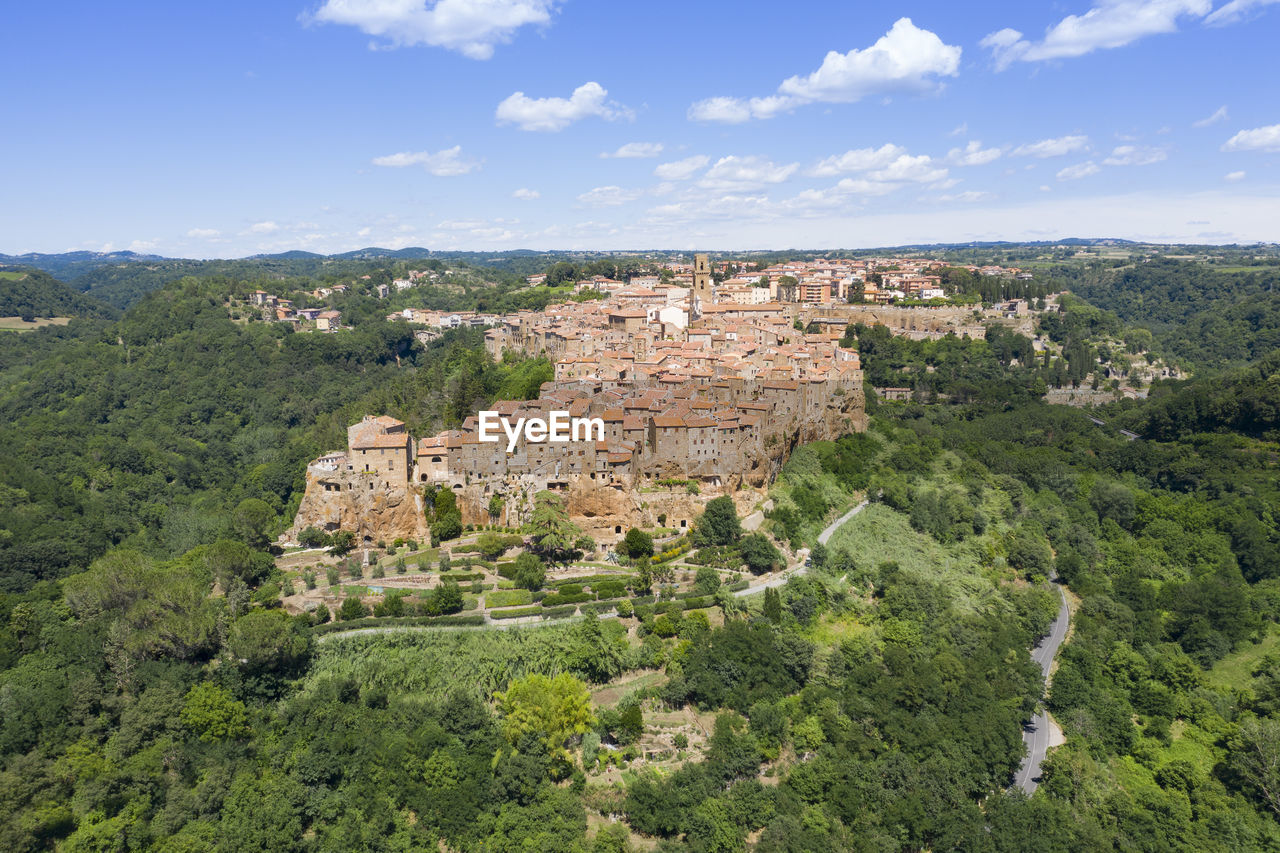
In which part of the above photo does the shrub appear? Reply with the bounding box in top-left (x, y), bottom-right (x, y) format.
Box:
top-left (592, 580), bottom-right (627, 600)
top-left (325, 568), bottom-right (340, 587)
top-left (739, 533), bottom-right (783, 575)
top-left (339, 597), bottom-right (369, 621)
top-left (298, 527), bottom-right (330, 548)
top-left (615, 599), bottom-right (634, 618)
top-left (303, 571), bottom-right (317, 590)
top-left (490, 605), bottom-right (542, 620)
top-left (693, 565), bottom-right (721, 595)
top-left (542, 592), bottom-right (591, 607)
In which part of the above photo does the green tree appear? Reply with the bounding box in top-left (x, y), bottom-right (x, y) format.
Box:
top-left (328, 530), bottom-right (356, 557)
top-left (338, 597), bottom-right (368, 620)
top-left (694, 565), bottom-right (722, 596)
top-left (494, 672), bottom-right (596, 762)
top-left (1231, 715), bottom-right (1280, 818)
top-left (693, 496), bottom-right (742, 547)
top-left (297, 526), bottom-right (330, 548)
top-left (622, 528), bottom-right (654, 563)
top-left (227, 610), bottom-right (312, 675)
top-left (739, 533), bottom-right (783, 575)
top-left (513, 552), bottom-right (546, 591)
top-left (527, 491), bottom-right (582, 563)
top-left (478, 531), bottom-right (512, 559)
top-left (763, 587), bottom-right (782, 622)
top-left (180, 682), bottom-right (250, 742)
top-left (233, 498), bottom-right (275, 549)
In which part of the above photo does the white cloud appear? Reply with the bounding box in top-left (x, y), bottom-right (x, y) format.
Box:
top-left (495, 81), bottom-right (631, 132)
top-left (686, 97), bottom-right (754, 124)
top-left (1057, 161), bottom-right (1101, 180)
top-left (371, 145), bottom-right (480, 175)
top-left (1205, 0), bottom-right (1280, 25)
top-left (1193, 105), bottom-right (1228, 127)
top-left (654, 155), bottom-right (710, 181)
top-left (249, 221), bottom-right (280, 233)
top-left (1102, 144), bottom-right (1167, 165)
top-left (186, 228), bottom-right (220, 239)
top-left (950, 122), bottom-right (969, 136)
top-left (1222, 124), bottom-right (1280, 152)
top-left (810, 144), bottom-right (908, 176)
top-left (128, 239), bottom-right (158, 253)
top-left (1012, 135), bottom-right (1090, 158)
top-left (512, 187), bottom-right (540, 199)
top-left (946, 140), bottom-right (1003, 166)
top-left (688, 18), bottom-right (960, 122)
top-left (867, 154), bottom-right (948, 184)
top-left (576, 186), bottom-right (643, 207)
top-left (938, 191), bottom-right (994, 202)
top-left (1224, 170), bottom-right (1246, 181)
top-left (829, 178), bottom-right (907, 197)
top-left (601, 142), bottom-right (663, 159)
top-left (307, 0), bottom-right (554, 60)
top-left (982, 0), bottom-right (1211, 69)
top-left (697, 156), bottom-right (799, 191)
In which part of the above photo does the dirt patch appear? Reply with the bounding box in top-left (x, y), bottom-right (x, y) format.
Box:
top-left (0, 316), bottom-right (71, 332)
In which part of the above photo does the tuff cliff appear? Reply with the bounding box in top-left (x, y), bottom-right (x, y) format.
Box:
top-left (287, 467), bottom-right (430, 545)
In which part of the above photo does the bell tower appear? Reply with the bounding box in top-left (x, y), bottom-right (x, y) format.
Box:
top-left (691, 253), bottom-right (714, 323)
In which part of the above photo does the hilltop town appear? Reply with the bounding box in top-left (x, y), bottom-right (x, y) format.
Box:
top-left (289, 255), bottom-right (871, 546)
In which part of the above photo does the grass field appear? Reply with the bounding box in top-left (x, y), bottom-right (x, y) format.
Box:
top-left (1206, 624), bottom-right (1280, 691)
top-left (0, 316), bottom-right (71, 332)
top-left (0, 271), bottom-right (28, 281)
top-left (823, 502), bottom-right (1001, 614)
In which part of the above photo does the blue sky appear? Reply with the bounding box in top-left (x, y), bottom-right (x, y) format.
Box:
top-left (2, 0), bottom-right (1278, 256)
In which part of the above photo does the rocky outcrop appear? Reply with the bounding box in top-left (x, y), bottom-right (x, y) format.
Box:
top-left (287, 467), bottom-right (430, 545)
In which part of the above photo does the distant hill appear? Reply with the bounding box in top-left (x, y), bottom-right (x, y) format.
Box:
top-left (0, 268), bottom-right (118, 319)
top-left (0, 250), bottom-right (169, 280)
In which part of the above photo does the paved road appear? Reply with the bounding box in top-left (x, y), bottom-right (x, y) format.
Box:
top-left (1015, 582), bottom-right (1070, 794)
top-left (734, 500), bottom-right (869, 598)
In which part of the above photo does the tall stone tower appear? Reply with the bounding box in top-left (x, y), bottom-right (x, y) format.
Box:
top-left (691, 253), bottom-right (714, 323)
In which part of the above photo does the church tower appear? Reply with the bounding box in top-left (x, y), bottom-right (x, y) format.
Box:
top-left (691, 253), bottom-right (714, 323)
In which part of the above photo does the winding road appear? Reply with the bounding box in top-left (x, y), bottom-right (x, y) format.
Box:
top-left (733, 500), bottom-right (868, 598)
top-left (1015, 582), bottom-right (1070, 794)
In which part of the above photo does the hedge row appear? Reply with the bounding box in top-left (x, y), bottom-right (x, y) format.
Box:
top-left (726, 580), bottom-right (750, 592)
top-left (541, 605), bottom-right (579, 619)
top-left (486, 589), bottom-right (533, 608)
top-left (436, 571), bottom-right (486, 583)
top-left (550, 574), bottom-right (634, 589)
top-left (489, 606), bottom-right (542, 620)
top-left (542, 591), bottom-right (591, 607)
top-left (311, 614), bottom-right (485, 636)
top-left (580, 602), bottom-right (618, 616)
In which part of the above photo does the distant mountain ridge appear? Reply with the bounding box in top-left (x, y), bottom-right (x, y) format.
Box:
top-left (3, 237), bottom-right (1197, 278)
top-left (0, 250), bottom-right (168, 280)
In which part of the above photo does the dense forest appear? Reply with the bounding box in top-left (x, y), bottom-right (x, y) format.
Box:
top-left (0, 276), bottom-right (551, 591)
top-left (0, 270), bottom-right (118, 320)
top-left (1067, 258), bottom-right (1280, 369)
top-left (2, 250), bottom-right (1280, 850)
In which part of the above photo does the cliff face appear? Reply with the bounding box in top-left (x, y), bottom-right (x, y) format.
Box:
top-left (287, 468), bottom-right (430, 545)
